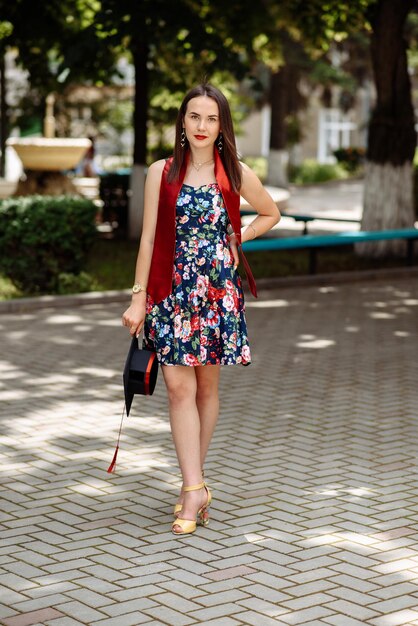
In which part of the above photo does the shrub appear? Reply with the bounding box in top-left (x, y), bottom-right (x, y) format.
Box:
top-left (289, 159), bottom-right (348, 184)
top-left (57, 271), bottom-right (99, 295)
top-left (241, 156), bottom-right (267, 182)
top-left (0, 195), bottom-right (97, 294)
top-left (333, 147), bottom-right (365, 173)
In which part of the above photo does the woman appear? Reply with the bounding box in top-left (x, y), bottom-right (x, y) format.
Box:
top-left (122, 83), bottom-right (280, 535)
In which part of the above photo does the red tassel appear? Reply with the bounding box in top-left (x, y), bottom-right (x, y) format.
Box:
top-left (107, 445), bottom-right (119, 473)
top-left (107, 405), bottom-right (126, 475)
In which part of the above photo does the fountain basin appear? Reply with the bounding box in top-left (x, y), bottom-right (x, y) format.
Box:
top-left (6, 137), bottom-right (91, 171)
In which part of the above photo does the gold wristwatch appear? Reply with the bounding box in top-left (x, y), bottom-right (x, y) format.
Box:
top-left (132, 282), bottom-right (146, 294)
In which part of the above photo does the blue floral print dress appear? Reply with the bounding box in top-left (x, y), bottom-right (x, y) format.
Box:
top-left (143, 183), bottom-right (251, 366)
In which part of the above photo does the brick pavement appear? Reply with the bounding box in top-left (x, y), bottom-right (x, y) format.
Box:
top-left (0, 275), bottom-right (418, 626)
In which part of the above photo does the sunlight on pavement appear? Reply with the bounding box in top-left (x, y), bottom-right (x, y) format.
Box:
top-left (45, 314), bottom-right (86, 324)
top-left (0, 276), bottom-right (417, 625)
top-left (370, 311), bottom-right (396, 319)
top-left (246, 298), bottom-right (290, 308)
top-left (296, 336), bottom-right (336, 348)
top-left (73, 367), bottom-right (117, 378)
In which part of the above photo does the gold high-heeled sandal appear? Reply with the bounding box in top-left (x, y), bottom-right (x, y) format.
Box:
top-left (172, 482), bottom-right (212, 535)
top-left (174, 470), bottom-right (207, 518)
top-left (174, 501), bottom-right (182, 517)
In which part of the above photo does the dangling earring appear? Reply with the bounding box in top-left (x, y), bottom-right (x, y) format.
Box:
top-left (217, 131), bottom-right (223, 153)
top-left (180, 129), bottom-right (186, 148)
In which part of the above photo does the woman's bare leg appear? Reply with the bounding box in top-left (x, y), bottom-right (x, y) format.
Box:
top-left (195, 364), bottom-right (221, 468)
top-left (162, 365), bottom-right (207, 528)
top-left (174, 364), bottom-right (220, 513)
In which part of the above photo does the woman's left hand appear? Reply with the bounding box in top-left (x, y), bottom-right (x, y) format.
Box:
top-left (228, 233), bottom-right (239, 269)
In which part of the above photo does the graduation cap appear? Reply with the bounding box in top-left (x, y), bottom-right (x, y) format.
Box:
top-left (107, 337), bottom-right (158, 473)
top-left (123, 336), bottom-right (159, 414)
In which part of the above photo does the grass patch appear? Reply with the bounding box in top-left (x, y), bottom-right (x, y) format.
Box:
top-left (0, 238), bottom-right (139, 300)
top-left (244, 247), bottom-right (411, 278)
top-left (0, 237), bottom-right (413, 301)
top-left (85, 238), bottom-right (139, 290)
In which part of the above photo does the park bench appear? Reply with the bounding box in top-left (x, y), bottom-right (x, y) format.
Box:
top-left (242, 227), bottom-right (418, 274)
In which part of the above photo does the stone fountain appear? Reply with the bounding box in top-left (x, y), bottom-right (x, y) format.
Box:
top-left (6, 94), bottom-right (92, 196)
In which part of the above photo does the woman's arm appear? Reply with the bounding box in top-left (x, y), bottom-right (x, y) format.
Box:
top-left (239, 162), bottom-right (281, 243)
top-left (121, 159), bottom-right (165, 336)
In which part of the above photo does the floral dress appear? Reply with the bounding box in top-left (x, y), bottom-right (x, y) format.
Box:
top-left (143, 183), bottom-right (251, 366)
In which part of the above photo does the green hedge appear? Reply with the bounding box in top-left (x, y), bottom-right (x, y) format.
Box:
top-left (0, 195), bottom-right (97, 294)
top-left (288, 159), bottom-right (348, 184)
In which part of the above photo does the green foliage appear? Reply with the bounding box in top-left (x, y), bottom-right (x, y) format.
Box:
top-left (241, 156), bottom-right (268, 182)
top-left (289, 159), bottom-right (349, 184)
top-left (85, 239), bottom-right (138, 291)
top-left (0, 20), bottom-right (13, 40)
top-left (0, 195), bottom-right (97, 294)
top-left (0, 234), bottom-right (412, 301)
top-left (277, 0), bottom-right (372, 49)
top-left (0, 274), bottom-right (20, 299)
top-left (147, 72), bottom-right (254, 161)
top-left (57, 271), bottom-right (98, 295)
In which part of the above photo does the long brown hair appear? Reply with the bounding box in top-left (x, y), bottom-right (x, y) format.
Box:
top-left (167, 84), bottom-right (242, 192)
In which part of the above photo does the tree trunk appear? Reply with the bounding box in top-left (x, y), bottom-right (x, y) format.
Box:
top-left (128, 31), bottom-right (148, 240)
top-left (0, 54), bottom-right (7, 179)
top-left (360, 0), bottom-right (416, 257)
top-left (267, 68), bottom-right (289, 187)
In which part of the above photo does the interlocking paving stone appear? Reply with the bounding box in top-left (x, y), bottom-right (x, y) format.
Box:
top-left (9, 595), bottom-right (70, 614)
top-left (142, 604), bottom-right (197, 625)
top-left (2, 607), bottom-right (64, 626)
top-left (324, 617), bottom-right (372, 626)
top-left (1, 276), bottom-right (418, 625)
top-left (99, 597), bottom-right (157, 616)
top-left (234, 611), bottom-right (289, 626)
top-left (53, 600), bottom-right (107, 622)
top-left (193, 617), bottom-right (242, 626)
top-left (90, 614), bottom-right (153, 625)
top-left (324, 599), bottom-right (380, 621)
top-left (44, 618), bottom-right (87, 626)
top-left (237, 595), bottom-right (289, 616)
top-left (192, 588), bottom-right (249, 606)
top-left (369, 609), bottom-right (418, 626)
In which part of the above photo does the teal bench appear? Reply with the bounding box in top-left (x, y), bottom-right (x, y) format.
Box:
top-left (242, 228), bottom-right (418, 274)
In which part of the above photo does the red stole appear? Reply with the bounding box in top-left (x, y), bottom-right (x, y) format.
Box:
top-left (147, 149), bottom-right (257, 302)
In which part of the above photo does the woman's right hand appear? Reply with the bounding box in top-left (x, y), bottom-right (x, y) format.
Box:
top-left (122, 298), bottom-right (146, 337)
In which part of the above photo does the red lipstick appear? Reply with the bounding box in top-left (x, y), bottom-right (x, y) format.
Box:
top-left (194, 135), bottom-right (207, 140)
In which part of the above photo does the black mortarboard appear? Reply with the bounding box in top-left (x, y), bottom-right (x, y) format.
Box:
top-left (123, 336), bottom-right (158, 415)
top-left (107, 338), bottom-right (158, 473)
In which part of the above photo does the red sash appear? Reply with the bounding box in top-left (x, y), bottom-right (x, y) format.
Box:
top-left (147, 149), bottom-right (257, 302)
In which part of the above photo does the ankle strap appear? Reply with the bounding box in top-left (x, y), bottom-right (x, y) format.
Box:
top-left (183, 482), bottom-right (205, 492)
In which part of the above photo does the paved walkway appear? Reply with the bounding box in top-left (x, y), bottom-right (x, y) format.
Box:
top-left (1, 275), bottom-right (418, 626)
top-left (287, 179), bottom-right (363, 220)
top-left (241, 179), bottom-right (364, 237)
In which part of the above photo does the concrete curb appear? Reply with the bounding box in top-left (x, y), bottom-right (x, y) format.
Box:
top-left (254, 265), bottom-right (418, 293)
top-left (1, 265), bottom-right (417, 314)
top-left (0, 289), bottom-right (132, 314)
